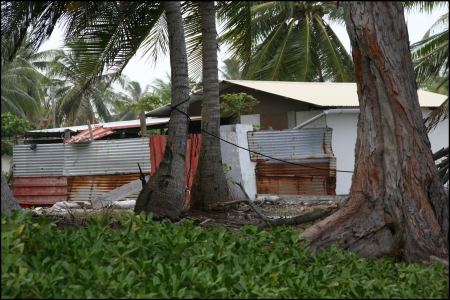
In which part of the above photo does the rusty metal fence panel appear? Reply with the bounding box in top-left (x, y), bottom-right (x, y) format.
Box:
top-left (247, 128), bottom-right (336, 195)
top-left (68, 174), bottom-right (142, 203)
top-left (63, 138), bottom-right (151, 176)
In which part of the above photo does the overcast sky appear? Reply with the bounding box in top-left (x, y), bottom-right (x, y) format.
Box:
top-left (38, 7), bottom-right (447, 90)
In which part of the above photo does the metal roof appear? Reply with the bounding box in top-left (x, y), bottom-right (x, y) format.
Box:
top-left (223, 80), bottom-right (447, 107)
top-left (28, 116), bottom-right (202, 133)
top-left (145, 80), bottom-right (446, 118)
top-left (64, 126), bottom-right (115, 144)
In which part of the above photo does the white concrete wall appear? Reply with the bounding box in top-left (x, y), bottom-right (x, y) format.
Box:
top-left (220, 124), bottom-right (257, 200)
top-left (295, 111), bottom-right (327, 128)
top-left (324, 113), bottom-right (359, 195)
top-left (315, 108), bottom-right (449, 195)
top-left (2, 155), bottom-right (12, 174)
top-left (423, 108), bottom-right (450, 153)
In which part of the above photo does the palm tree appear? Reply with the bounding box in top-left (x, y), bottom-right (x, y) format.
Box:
top-left (190, 1), bottom-right (232, 210)
top-left (111, 80), bottom-right (151, 121)
top-left (43, 47), bottom-right (122, 126)
top-left (1, 35), bottom-right (50, 122)
top-left (217, 1), bottom-right (354, 82)
top-left (220, 58), bottom-right (242, 80)
top-left (134, 1), bottom-right (191, 219)
top-left (411, 7), bottom-right (448, 132)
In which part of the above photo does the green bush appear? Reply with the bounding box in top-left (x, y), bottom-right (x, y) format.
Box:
top-left (1, 212), bottom-right (448, 299)
top-left (1, 112), bottom-right (34, 156)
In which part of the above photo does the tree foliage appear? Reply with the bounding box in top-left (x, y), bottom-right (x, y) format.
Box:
top-left (218, 1), bottom-right (354, 82)
top-left (1, 112), bottom-right (34, 156)
top-left (220, 93), bottom-right (259, 121)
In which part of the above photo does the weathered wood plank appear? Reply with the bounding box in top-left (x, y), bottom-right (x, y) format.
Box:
top-left (92, 176), bottom-right (149, 209)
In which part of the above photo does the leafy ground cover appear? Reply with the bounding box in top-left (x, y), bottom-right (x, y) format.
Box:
top-left (1, 211), bottom-right (448, 299)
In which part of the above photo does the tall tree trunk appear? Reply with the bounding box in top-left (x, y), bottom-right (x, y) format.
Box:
top-left (1, 172), bottom-right (21, 213)
top-left (134, 1), bottom-right (190, 219)
top-left (190, 1), bottom-right (231, 210)
top-left (302, 2), bottom-right (448, 263)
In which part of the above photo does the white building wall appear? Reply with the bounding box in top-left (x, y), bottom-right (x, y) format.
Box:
top-left (2, 155), bottom-right (12, 174)
top-left (220, 124), bottom-right (257, 200)
top-left (295, 108), bottom-right (449, 195)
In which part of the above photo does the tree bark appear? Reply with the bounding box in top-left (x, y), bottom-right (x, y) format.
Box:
top-left (301, 2), bottom-right (448, 263)
top-left (134, 1), bottom-right (190, 220)
top-left (1, 172), bottom-right (21, 214)
top-left (190, 1), bottom-right (232, 210)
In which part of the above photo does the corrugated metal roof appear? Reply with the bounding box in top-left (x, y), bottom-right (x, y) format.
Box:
top-left (247, 128), bottom-right (333, 162)
top-left (63, 138), bottom-right (150, 176)
top-left (28, 116), bottom-right (202, 133)
top-left (224, 80), bottom-right (446, 107)
top-left (13, 143), bottom-right (65, 176)
top-left (64, 126), bottom-right (115, 144)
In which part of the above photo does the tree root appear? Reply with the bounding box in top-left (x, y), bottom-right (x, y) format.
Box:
top-left (209, 181), bottom-right (336, 228)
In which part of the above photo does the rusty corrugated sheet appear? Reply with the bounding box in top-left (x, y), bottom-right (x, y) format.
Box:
top-left (64, 126), bottom-right (115, 144)
top-left (255, 160), bottom-right (336, 195)
top-left (247, 128), bottom-right (333, 161)
top-left (13, 143), bottom-right (65, 177)
top-left (248, 128), bottom-right (336, 195)
top-left (63, 138), bottom-right (150, 176)
top-left (13, 176), bottom-right (68, 207)
top-left (68, 173), bottom-right (146, 203)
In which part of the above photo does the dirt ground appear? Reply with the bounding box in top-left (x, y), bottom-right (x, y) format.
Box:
top-left (30, 197), bottom-right (347, 231)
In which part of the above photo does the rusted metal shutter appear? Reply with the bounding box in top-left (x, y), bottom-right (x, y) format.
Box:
top-left (63, 138), bottom-right (151, 176)
top-left (247, 128), bottom-right (336, 195)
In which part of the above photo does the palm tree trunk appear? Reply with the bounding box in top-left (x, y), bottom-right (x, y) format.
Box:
top-left (1, 172), bottom-right (21, 213)
top-left (191, 1), bottom-right (231, 209)
top-left (302, 2), bottom-right (448, 263)
top-left (134, 1), bottom-right (190, 219)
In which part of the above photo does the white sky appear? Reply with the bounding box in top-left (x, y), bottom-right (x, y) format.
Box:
top-left (38, 7), bottom-right (447, 90)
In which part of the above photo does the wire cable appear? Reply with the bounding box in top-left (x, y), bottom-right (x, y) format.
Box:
top-left (168, 105), bottom-right (354, 174)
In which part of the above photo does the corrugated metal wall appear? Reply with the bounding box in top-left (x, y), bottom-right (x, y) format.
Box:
top-left (13, 177), bottom-right (68, 207)
top-left (13, 144), bottom-right (65, 176)
top-left (68, 174), bottom-right (142, 203)
top-left (13, 138), bottom-right (151, 205)
top-left (247, 128), bottom-right (336, 195)
top-left (247, 128), bottom-right (333, 161)
top-left (63, 138), bottom-right (150, 176)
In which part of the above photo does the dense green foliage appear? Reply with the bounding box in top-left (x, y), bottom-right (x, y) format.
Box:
top-left (1, 112), bottom-right (34, 156)
top-left (220, 93), bottom-right (259, 122)
top-left (2, 212), bottom-right (448, 299)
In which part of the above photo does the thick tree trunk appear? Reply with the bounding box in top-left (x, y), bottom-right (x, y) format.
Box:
top-left (190, 1), bottom-right (231, 210)
top-left (134, 1), bottom-right (190, 219)
top-left (302, 2), bottom-right (448, 263)
top-left (1, 172), bottom-right (21, 213)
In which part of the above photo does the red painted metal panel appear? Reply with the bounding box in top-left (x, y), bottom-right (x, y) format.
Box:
top-left (149, 134), bottom-right (202, 208)
top-left (13, 177), bottom-right (67, 186)
top-left (14, 187), bottom-right (68, 196)
top-left (184, 134), bottom-right (202, 207)
top-left (150, 136), bottom-right (167, 175)
top-left (13, 176), bottom-right (69, 207)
